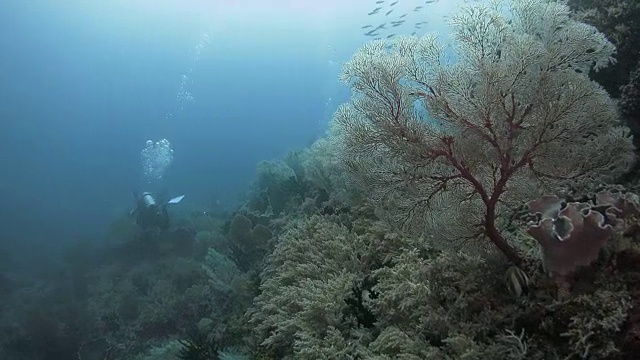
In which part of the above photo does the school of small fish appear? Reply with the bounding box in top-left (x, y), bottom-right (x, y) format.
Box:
top-left (361, 0), bottom-right (440, 40)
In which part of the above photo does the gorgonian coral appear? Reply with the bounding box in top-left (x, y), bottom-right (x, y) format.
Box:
top-left (331, 0), bottom-right (635, 265)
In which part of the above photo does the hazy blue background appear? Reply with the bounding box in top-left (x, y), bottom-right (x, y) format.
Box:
top-left (0, 0), bottom-right (461, 263)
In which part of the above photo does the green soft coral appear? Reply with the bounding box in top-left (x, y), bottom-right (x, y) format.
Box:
top-left (560, 290), bottom-right (631, 359)
top-left (247, 215), bottom-right (374, 358)
top-left (369, 248), bottom-right (530, 360)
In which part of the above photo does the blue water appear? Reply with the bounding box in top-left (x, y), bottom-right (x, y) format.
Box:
top-left (0, 0), bottom-right (457, 264)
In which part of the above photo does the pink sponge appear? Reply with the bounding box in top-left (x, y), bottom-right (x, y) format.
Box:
top-left (525, 191), bottom-right (639, 276)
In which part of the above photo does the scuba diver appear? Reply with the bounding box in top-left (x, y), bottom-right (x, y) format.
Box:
top-left (130, 192), bottom-right (185, 231)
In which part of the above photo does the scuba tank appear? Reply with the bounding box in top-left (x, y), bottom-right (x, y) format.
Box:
top-left (132, 192), bottom-right (184, 230)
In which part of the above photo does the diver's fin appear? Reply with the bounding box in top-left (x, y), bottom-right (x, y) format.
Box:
top-left (167, 195), bottom-right (185, 204)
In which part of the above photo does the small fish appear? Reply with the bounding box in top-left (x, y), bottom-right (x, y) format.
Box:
top-left (399, 13), bottom-right (407, 18)
top-left (375, 23), bottom-right (387, 29)
top-left (414, 6), bottom-right (423, 11)
top-left (386, 9), bottom-right (393, 16)
top-left (390, 1), bottom-right (398, 6)
top-left (411, 31), bottom-right (417, 36)
top-left (361, 25), bottom-right (373, 29)
top-left (386, 34), bottom-right (395, 38)
top-left (425, 0), bottom-right (437, 3)
top-left (368, 7), bottom-right (381, 15)
top-left (376, 0), bottom-right (385, 3)
top-left (365, 29), bottom-right (379, 36)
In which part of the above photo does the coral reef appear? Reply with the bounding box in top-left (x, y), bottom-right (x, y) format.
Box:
top-left (3, 1), bottom-right (640, 360)
top-left (246, 209), bottom-right (638, 359)
top-left (331, 0), bottom-right (635, 266)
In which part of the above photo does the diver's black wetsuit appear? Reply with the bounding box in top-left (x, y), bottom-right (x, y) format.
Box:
top-left (135, 192), bottom-right (170, 230)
